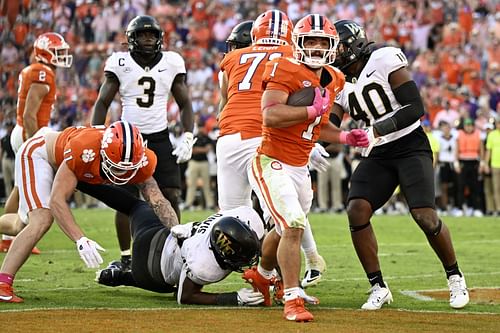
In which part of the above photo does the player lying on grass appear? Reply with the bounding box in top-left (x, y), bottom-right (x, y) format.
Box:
top-left (78, 183), bottom-right (267, 306)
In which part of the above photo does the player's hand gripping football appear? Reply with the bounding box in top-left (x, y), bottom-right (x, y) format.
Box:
top-left (76, 237), bottom-right (105, 268)
top-left (172, 132), bottom-right (197, 164)
top-left (308, 143), bottom-right (330, 172)
top-left (306, 87), bottom-right (330, 119)
top-left (339, 129), bottom-right (370, 148)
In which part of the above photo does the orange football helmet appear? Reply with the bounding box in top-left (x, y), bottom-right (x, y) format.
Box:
top-left (251, 10), bottom-right (293, 46)
top-left (33, 32), bottom-right (73, 68)
top-left (100, 121), bottom-right (147, 185)
top-left (292, 14), bottom-right (339, 68)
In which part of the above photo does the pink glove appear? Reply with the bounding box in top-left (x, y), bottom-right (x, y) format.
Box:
top-left (306, 87), bottom-right (330, 119)
top-left (339, 129), bottom-right (370, 147)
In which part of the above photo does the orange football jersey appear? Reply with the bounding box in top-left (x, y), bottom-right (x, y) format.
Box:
top-left (54, 127), bottom-right (156, 184)
top-left (16, 63), bottom-right (56, 130)
top-left (219, 44), bottom-right (293, 139)
top-left (258, 57), bottom-right (345, 166)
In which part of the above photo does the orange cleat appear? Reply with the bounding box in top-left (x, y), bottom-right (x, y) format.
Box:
top-left (242, 267), bottom-right (272, 306)
top-left (0, 282), bottom-right (23, 303)
top-left (283, 297), bottom-right (313, 322)
top-left (0, 239), bottom-right (41, 255)
top-left (273, 278), bottom-right (284, 305)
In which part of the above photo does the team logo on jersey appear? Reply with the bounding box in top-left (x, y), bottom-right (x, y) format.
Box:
top-left (81, 149), bottom-right (96, 163)
top-left (271, 161), bottom-right (282, 170)
top-left (83, 173), bottom-right (94, 179)
top-left (124, 67), bottom-right (132, 73)
top-left (302, 80), bottom-right (312, 87)
top-left (215, 233), bottom-right (235, 256)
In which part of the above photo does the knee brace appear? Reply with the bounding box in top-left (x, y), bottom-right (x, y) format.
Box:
top-left (424, 219), bottom-right (442, 237)
top-left (349, 221), bottom-right (371, 233)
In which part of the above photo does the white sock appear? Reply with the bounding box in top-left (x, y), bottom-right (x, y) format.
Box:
top-left (2, 235), bottom-right (14, 241)
top-left (257, 264), bottom-right (274, 280)
top-left (284, 287), bottom-right (301, 301)
top-left (120, 250), bottom-right (131, 256)
top-left (301, 222), bottom-right (318, 262)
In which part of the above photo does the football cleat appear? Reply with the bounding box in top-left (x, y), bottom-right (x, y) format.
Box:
top-left (96, 260), bottom-right (128, 287)
top-left (0, 282), bottom-right (23, 303)
top-left (361, 283), bottom-right (393, 310)
top-left (283, 297), bottom-right (314, 322)
top-left (242, 267), bottom-right (273, 306)
top-left (273, 278), bottom-right (284, 305)
top-left (448, 274), bottom-right (469, 309)
top-left (0, 239), bottom-right (41, 255)
top-left (301, 255), bottom-right (326, 288)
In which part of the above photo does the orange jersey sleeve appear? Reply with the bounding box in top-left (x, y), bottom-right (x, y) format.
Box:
top-left (258, 59), bottom-right (345, 167)
top-left (55, 127), bottom-right (157, 185)
top-left (16, 63), bottom-right (56, 129)
top-left (218, 45), bottom-right (292, 139)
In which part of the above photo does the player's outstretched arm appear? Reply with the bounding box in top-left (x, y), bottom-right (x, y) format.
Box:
top-left (171, 73), bottom-right (194, 133)
top-left (91, 72), bottom-right (119, 125)
top-left (177, 270), bottom-right (264, 306)
top-left (138, 177), bottom-right (179, 228)
top-left (50, 162), bottom-right (85, 241)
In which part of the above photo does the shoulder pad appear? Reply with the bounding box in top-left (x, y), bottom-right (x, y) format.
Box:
top-left (164, 51), bottom-right (186, 67)
top-left (371, 47), bottom-right (408, 73)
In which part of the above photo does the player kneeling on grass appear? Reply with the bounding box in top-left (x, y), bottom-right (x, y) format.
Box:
top-left (88, 183), bottom-right (266, 306)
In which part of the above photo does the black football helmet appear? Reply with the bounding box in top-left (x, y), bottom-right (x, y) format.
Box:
top-left (226, 20), bottom-right (253, 52)
top-left (210, 216), bottom-right (260, 272)
top-left (126, 15), bottom-right (163, 55)
top-left (333, 20), bottom-right (374, 72)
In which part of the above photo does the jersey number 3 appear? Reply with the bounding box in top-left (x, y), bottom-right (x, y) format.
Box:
top-left (137, 77), bottom-right (156, 107)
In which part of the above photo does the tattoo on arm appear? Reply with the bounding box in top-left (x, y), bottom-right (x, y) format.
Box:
top-left (138, 178), bottom-right (179, 228)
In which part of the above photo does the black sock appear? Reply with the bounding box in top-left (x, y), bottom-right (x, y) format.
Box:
top-left (367, 271), bottom-right (385, 288)
top-left (444, 262), bottom-right (461, 278)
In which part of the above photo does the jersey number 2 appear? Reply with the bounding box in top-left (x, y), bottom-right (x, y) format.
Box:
top-left (137, 77), bottom-right (156, 107)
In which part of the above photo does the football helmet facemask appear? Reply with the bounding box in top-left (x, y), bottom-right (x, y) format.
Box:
top-left (251, 10), bottom-right (293, 46)
top-left (226, 20), bottom-right (253, 52)
top-left (126, 15), bottom-right (163, 55)
top-left (33, 32), bottom-right (73, 68)
top-left (210, 217), bottom-right (261, 272)
top-left (333, 20), bottom-right (374, 71)
top-left (100, 121), bottom-right (146, 185)
top-left (292, 14), bottom-right (339, 69)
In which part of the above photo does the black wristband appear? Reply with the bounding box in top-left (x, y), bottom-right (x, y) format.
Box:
top-left (215, 292), bottom-right (239, 306)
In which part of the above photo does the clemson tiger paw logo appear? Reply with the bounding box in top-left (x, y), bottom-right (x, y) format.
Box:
top-left (81, 149), bottom-right (96, 163)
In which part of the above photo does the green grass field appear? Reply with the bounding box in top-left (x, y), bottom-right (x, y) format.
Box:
top-left (0, 208), bottom-right (498, 315)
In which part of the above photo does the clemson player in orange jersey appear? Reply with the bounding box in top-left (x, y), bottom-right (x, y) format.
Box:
top-left (0, 121), bottom-right (178, 303)
top-left (0, 32), bottom-right (73, 254)
top-left (218, 11), bottom-right (330, 289)
top-left (242, 15), bottom-right (369, 322)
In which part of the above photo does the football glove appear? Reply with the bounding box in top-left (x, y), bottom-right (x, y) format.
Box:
top-left (237, 288), bottom-right (265, 306)
top-left (76, 237), bottom-right (105, 268)
top-left (306, 87), bottom-right (330, 119)
top-left (308, 143), bottom-right (330, 172)
top-left (339, 129), bottom-right (370, 147)
top-left (172, 132), bottom-right (197, 164)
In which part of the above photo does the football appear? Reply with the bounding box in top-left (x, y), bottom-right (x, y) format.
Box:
top-left (286, 86), bottom-right (324, 106)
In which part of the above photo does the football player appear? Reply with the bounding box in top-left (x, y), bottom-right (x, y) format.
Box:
top-left (91, 15), bottom-right (194, 271)
top-left (330, 20), bottom-right (469, 310)
top-left (88, 183), bottom-right (265, 306)
top-left (217, 11), bottom-right (330, 289)
top-left (242, 14), bottom-right (369, 322)
top-left (0, 121), bottom-right (178, 303)
top-left (0, 32), bottom-right (73, 254)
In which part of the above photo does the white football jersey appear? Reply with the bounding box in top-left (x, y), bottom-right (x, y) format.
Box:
top-left (336, 47), bottom-right (420, 149)
top-left (104, 51), bottom-right (186, 134)
top-left (159, 206), bottom-right (264, 300)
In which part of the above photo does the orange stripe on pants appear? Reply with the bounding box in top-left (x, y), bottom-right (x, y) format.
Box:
top-left (21, 137), bottom-right (45, 211)
top-left (251, 154), bottom-right (289, 228)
